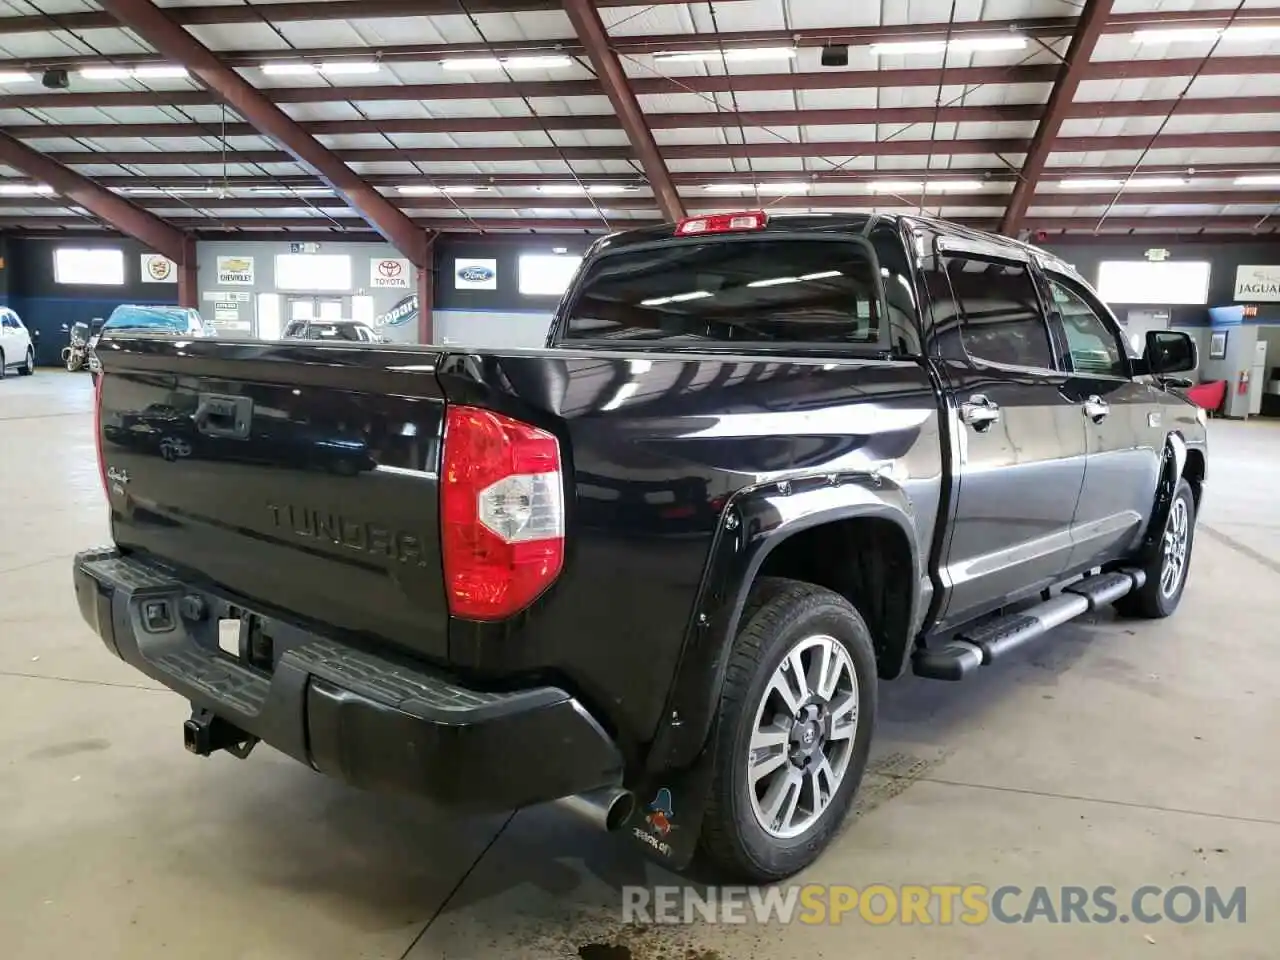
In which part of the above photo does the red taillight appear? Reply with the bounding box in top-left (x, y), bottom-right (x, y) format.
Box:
top-left (441, 405), bottom-right (565, 621)
top-left (94, 373), bottom-right (108, 500)
top-left (675, 210), bottom-right (767, 236)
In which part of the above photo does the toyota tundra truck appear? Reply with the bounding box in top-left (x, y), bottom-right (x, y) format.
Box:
top-left (74, 212), bottom-right (1206, 882)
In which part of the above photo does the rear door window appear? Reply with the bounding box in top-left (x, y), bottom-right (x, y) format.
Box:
top-left (943, 255), bottom-right (1054, 370)
top-left (561, 237), bottom-right (883, 346)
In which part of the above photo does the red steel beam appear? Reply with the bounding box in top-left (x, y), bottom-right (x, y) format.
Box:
top-left (5, 53), bottom-right (1274, 112)
top-left (4, 213), bottom-right (1275, 236)
top-left (8, 161), bottom-right (1276, 194)
top-left (0, 130), bottom-right (191, 265)
top-left (0, 0), bottom-right (714, 34)
top-left (561, 0), bottom-right (682, 220)
top-left (17, 189), bottom-right (1255, 212)
top-left (96, 0), bottom-right (429, 267)
top-left (41, 129), bottom-right (1280, 167)
top-left (4, 55), bottom-right (1277, 112)
top-left (1002, 0), bottom-right (1114, 237)
top-left (7, 190), bottom-right (1275, 214)
top-left (10, 96), bottom-right (1280, 142)
top-left (5, 3), bottom-right (1279, 49)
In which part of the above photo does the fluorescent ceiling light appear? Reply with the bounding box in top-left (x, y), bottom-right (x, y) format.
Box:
top-left (395, 184), bottom-right (487, 195)
top-left (250, 186), bottom-right (334, 196)
top-left (1235, 174), bottom-right (1280, 186)
top-left (79, 67), bottom-right (132, 80)
top-left (871, 35), bottom-right (1026, 55)
top-left (1127, 26), bottom-right (1280, 44)
top-left (1059, 178), bottom-right (1124, 189)
top-left (503, 55), bottom-right (574, 69)
top-left (132, 65), bottom-right (188, 79)
top-left (1059, 177), bottom-right (1189, 190)
top-left (950, 36), bottom-right (1029, 52)
top-left (1128, 177), bottom-right (1190, 188)
top-left (536, 184), bottom-right (635, 195)
top-left (318, 61), bottom-right (381, 75)
top-left (261, 63), bottom-right (318, 75)
top-left (1224, 25), bottom-right (1280, 41)
top-left (441, 57), bottom-right (501, 71)
top-left (702, 182), bottom-right (810, 194)
top-left (0, 183), bottom-right (53, 195)
top-left (800, 270), bottom-right (843, 281)
top-left (868, 181), bottom-right (926, 193)
top-left (0, 71), bottom-right (35, 83)
top-left (441, 55), bottom-right (572, 71)
top-left (1131, 28), bottom-right (1222, 44)
top-left (123, 187), bottom-right (215, 196)
top-left (868, 180), bottom-right (983, 194)
top-left (654, 46), bottom-right (796, 63)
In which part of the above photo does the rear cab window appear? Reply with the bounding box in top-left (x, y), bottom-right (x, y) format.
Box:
top-left (558, 233), bottom-right (889, 351)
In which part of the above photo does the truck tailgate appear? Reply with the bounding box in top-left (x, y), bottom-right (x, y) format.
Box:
top-left (97, 338), bottom-right (451, 662)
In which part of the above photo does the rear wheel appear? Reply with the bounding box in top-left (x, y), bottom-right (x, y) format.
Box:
top-left (1116, 478), bottom-right (1196, 618)
top-left (698, 577), bottom-right (876, 882)
top-left (0, 349), bottom-right (6, 379)
top-left (18, 348), bottom-right (33, 375)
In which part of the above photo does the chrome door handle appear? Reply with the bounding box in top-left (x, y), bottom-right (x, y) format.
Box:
top-left (1082, 395), bottom-right (1110, 423)
top-left (959, 394), bottom-right (1001, 432)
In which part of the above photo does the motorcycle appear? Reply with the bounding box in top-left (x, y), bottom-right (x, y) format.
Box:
top-left (61, 321), bottom-right (91, 372)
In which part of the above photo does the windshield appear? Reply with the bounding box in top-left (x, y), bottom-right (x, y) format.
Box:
top-left (560, 237), bottom-right (883, 346)
top-left (104, 305), bottom-right (210, 336)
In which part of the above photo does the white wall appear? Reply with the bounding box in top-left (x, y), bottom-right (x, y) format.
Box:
top-left (196, 240), bottom-right (419, 342)
top-left (434, 310), bottom-right (552, 349)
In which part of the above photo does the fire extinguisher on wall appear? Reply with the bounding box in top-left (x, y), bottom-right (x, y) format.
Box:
top-left (1238, 369), bottom-right (1251, 395)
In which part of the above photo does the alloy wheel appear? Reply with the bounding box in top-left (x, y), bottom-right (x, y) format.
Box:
top-left (746, 633), bottom-right (859, 839)
top-left (1160, 497), bottom-right (1190, 599)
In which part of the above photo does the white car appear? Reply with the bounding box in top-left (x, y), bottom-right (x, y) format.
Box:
top-left (0, 307), bottom-right (34, 378)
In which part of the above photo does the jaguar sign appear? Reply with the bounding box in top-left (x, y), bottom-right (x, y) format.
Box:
top-left (1234, 265), bottom-right (1280, 302)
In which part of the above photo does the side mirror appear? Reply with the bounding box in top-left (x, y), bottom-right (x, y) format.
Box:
top-left (1143, 330), bottom-right (1197, 375)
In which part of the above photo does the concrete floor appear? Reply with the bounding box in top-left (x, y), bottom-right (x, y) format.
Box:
top-left (2, 372), bottom-right (1277, 959)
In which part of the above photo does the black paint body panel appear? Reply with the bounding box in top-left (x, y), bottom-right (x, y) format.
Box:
top-left (96, 338), bottom-right (945, 765)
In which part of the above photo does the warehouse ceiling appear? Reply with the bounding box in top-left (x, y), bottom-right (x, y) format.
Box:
top-left (0, 0), bottom-right (1277, 243)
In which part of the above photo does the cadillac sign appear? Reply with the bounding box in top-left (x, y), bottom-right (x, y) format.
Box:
top-left (1234, 265), bottom-right (1280, 302)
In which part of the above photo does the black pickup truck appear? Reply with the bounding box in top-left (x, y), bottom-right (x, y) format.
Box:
top-left (75, 212), bottom-right (1206, 882)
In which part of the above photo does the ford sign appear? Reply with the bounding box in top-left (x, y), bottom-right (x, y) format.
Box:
top-left (458, 265), bottom-right (495, 284)
top-left (376, 294), bottom-right (417, 328)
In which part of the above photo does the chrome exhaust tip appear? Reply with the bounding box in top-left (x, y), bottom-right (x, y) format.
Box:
top-left (557, 787), bottom-right (636, 832)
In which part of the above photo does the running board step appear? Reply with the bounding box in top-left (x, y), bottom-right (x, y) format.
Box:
top-left (912, 569), bottom-right (1146, 681)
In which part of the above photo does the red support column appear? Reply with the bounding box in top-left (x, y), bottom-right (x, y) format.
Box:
top-left (1001, 0), bottom-right (1115, 237)
top-left (99, 0), bottom-right (431, 271)
top-left (177, 235), bottom-right (198, 308)
top-left (417, 257), bottom-right (434, 345)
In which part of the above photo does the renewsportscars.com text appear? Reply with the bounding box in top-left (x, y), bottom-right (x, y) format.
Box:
top-left (623, 884), bottom-right (1246, 926)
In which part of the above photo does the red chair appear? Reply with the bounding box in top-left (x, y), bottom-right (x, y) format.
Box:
top-left (1185, 380), bottom-right (1226, 416)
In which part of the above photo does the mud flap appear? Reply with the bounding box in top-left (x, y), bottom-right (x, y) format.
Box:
top-left (620, 745), bottom-right (718, 871)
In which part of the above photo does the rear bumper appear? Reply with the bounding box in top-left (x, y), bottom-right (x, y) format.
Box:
top-left (73, 548), bottom-right (623, 811)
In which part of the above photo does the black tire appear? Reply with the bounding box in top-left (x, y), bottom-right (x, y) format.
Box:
top-left (1115, 478), bottom-right (1196, 619)
top-left (698, 577), bottom-right (877, 882)
top-left (18, 348), bottom-right (33, 375)
top-left (0, 349), bottom-right (6, 379)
